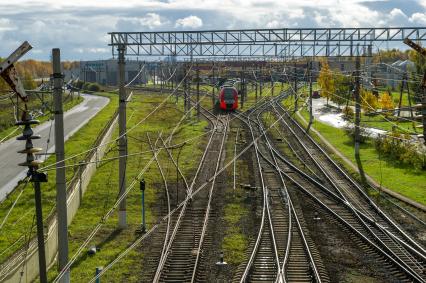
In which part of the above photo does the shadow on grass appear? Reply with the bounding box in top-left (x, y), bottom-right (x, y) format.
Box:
top-left (71, 228), bottom-right (124, 269)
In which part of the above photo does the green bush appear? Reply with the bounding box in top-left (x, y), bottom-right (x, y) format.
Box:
top-left (82, 82), bottom-right (91, 90)
top-left (73, 80), bottom-right (84, 89)
top-left (344, 124), bottom-right (370, 144)
top-left (342, 106), bottom-right (354, 121)
top-left (375, 134), bottom-right (426, 170)
top-left (88, 83), bottom-right (101, 92)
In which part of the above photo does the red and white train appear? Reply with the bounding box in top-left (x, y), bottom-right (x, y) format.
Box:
top-left (218, 86), bottom-right (238, 111)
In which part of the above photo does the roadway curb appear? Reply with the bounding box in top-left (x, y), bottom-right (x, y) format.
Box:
top-left (295, 111), bottom-right (426, 212)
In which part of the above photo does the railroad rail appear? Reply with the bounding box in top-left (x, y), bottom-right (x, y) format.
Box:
top-left (233, 102), bottom-right (327, 282)
top-left (153, 111), bottom-right (229, 282)
top-left (272, 97), bottom-right (426, 262)
top-left (247, 91), bottom-right (426, 282)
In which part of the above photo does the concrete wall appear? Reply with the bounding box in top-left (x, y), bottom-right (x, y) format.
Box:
top-left (0, 110), bottom-right (119, 283)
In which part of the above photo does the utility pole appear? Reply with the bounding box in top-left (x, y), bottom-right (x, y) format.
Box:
top-left (354, 56), bottom-right (361, 157)
top-left (255, 81), bottom-right (258, 103)
top-left (294, 61), bottom-right (298, 111)
top-left (16, 113), bottom-right (48, 283)
top-left (397, 73), bottom-right (407, 118)
top-left (308, 60), bottom-right (313, 131)
top-left (196, 64), bottom-right (200, 119)
top-left (260, 66), bottom-right (263, 98)
top-left (1, 42), bottom-right (49, 283)
top-left (403, 38), bottom-right (426, 143)
top-left (160, 63), bottom-right (163, 93)
top-left (354, 55), bottom-right (367, 183)
top-left (153, 64), bottom-right (156, 86)
top-left (212, 63), bottom-right (215, 108)
top-left (52, 48), bottom-right (70, 283)
top-left (117, 45), bottom-right (127, 229)
top-left (188, 67), bottom-right (191, 116)
top-left (240, 63), bottom-right (245, 108)
top-left (184, 64), bottom-right (188, 111)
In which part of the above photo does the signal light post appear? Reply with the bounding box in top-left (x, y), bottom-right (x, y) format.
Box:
top-left (140, 179), bottom-right (146, 233)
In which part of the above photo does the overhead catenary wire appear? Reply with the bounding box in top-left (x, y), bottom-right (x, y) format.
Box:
top-left (52, 72), bottom-right (218, 282)
top-left (88, 63), bottom-right (286, 282)
top-left (89, 84), bottom-right (305, 283)
top-left (41, 63), bottom-right (196, 173)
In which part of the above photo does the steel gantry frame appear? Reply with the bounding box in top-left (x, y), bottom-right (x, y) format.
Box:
top-left (109, 27), bottom-right (426, 57)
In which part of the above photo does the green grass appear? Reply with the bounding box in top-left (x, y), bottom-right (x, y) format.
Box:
top-left (44, 92), bottom-right (209, 282)
top-left (0, 92), bottom-right (116, 263)
top-left (359, 113), bottom-right (419, 133)
top-left (220, 127), bottom-right (250, 266)
top-left (0, 94), bottom-right (84, 142)
top-left (296, 107), bottom-right (426, 205)
top-left (222, 201), bottom-right (249, 265)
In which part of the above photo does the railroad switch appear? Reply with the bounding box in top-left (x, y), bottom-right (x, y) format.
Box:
top-left (215, 251), bottom-right (227, 266)
top-left (88, 246), bottom-right (100, 256)
top-left (313, 211), bottom-right (321, 221)
top-left (240, 183), bottom-right (258, 191)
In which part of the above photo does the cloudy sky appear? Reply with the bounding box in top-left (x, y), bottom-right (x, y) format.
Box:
top-left (0, 0), bottom-right (425, 60)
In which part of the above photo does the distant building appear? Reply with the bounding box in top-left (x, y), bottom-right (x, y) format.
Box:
top-left (370, 60), bottom-right (415, 90)
top-left (78, 59), bottom-right (150, 85)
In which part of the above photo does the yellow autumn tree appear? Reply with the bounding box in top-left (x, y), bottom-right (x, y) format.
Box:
top-left (360, 88), bottom-right (378, 114)
top-left (379, 91), bottom-right (394, 116)
top-left (317, 58), bottom-right (335, 106)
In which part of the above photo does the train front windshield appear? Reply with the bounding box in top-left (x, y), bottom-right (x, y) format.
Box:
top-left (223, 88), bottom-right (235, 103)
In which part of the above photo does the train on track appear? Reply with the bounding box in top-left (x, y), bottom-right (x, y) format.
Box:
top-left (214, 78), bottom-right (239, 111)
top-left (217, 86), bottom-right (238, 111)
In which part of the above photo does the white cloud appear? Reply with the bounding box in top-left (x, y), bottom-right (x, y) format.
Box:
top-left (88, 48), bottom-right (109, 53)
top-left (389, 8), bottom-right (407, 19)
top-left (175, 15), bottom-right (203, 28)
top-left (0, 0), bottom-right (420, 60)
top-left (313, 11), bottom-right (330, 26)
top-left (266, 20), bottom-right (280, 28)
top-left (0, 18), bottom-right (16, 31)
top-left (140, 13), bottom-right (164, 29)
top-left (409, 12), bottom-right (426, 25)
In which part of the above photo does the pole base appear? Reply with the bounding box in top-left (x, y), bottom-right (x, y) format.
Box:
top-left (135, 225), bottom-right (146, 234)
top-left (58, 270), bottom-right (70, 283)
top-left (118, 211), bottom-right (127, 229)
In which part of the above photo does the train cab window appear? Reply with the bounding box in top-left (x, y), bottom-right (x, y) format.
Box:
top-left (224, 88), bottom-right (235, 100)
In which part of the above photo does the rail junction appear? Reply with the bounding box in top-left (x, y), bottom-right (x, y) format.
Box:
top-left (1, 26), bottom-right (425, 283)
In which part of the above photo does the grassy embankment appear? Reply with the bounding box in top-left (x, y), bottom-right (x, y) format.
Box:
top-left (0, 93), bottom-right (84, 141)
top-left (0, 92), bottom-right (115, 263)
top-left (45, 92), bottom-right (208, 281)
top-left (293, 101), bottom-right (425, 205)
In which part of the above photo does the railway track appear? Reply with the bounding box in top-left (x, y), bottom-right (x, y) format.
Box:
top-left (152, 112), bottom-right (229, 282)
top-left (246, 92), bottom-right (425, 282)
top-left (270, 96), bottom-right (426, 275)
top-left (233, 103), bottom-right (328, 282)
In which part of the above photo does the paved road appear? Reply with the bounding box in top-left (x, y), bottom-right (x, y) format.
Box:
top-left (0, 93), bottom-right (109, 201)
